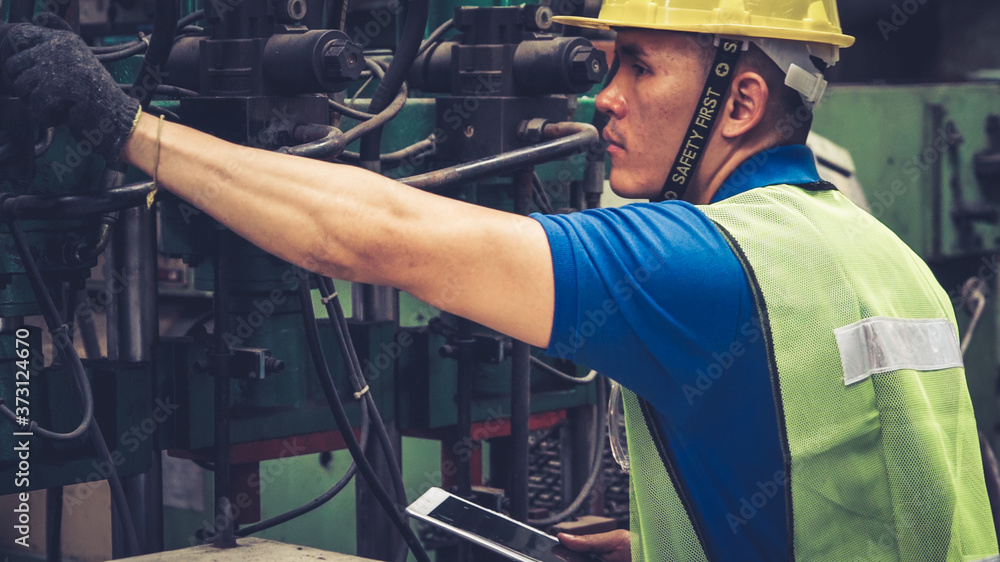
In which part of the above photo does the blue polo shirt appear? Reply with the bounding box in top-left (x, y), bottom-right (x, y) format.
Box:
top-left (532, 145), bottom-right (823, 561)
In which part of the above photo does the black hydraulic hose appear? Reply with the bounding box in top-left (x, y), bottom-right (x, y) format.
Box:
top-left (280, 77), bottom-right (407, 159)
top-left (0, 220), bottom-right (93, 440)
top-left (176, 9), bottom-right (204, 29)
top-left (70, 211), bottom-right (118, 265)
top-left (400, 122), bottom-right (599, 192)
top-left (92, 38), bottom-right (145, 54)
top-left (358, 0), bottom-right (428, 166)
top-left (118, 83), bottom-right (198, 97)
top-left (530, 356), bottom-right (597, 384)
top-left (305, 277), bottom-right (431, 562)
top-left (328, 98), bottom-right (378, 121)
top-left (129, 0), bottom-right (178, 109)
top-left (0, 219), bottom-right (140, 555)
top-left (338, 135), bottom-right (436, 167)
top-left (212, 231), bottom-right (236, 549)
top-left (508, 171), bottom-right (533, 523)
top-left (314, 276), bottom-right (408, 507)
top-left (69, 166), bottom-right (122, 266)
top-left (46, 486), bottom-right (63, 562)
top-left (96, 40), bottom-right (147, 62)
top-left (528, 377), bottom-right (608, 527)
top-left (415, 18), bottom-right (453, 60)
top-left (0, 181), bottom-right (154, 220)
top-left (323, 0), bottom-right (348, 31)
top-left (34, 127), bottom-right (55, 157)
top-left (530, 173), bottom-right (555, 214)
top-left (510, 339), bottom-right (530, 521)
top-left (90, 10), bottom-right (200, 55)
top-left (315, 275), bottom-right (410, 562)
top-left (235, 284), bottom-right (370, 537)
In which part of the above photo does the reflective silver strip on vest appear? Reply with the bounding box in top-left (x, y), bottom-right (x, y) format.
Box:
top-left (834, 317), bottom-right (964, 386)
top-left (972, 556), bottom-right (1000, 562)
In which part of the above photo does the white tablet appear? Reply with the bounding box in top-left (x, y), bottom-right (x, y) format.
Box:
top-left (406, 487), bottom-right (601, 562)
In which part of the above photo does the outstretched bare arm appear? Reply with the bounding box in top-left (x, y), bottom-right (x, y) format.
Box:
top-left (122, 112), bottom-right (556, 347)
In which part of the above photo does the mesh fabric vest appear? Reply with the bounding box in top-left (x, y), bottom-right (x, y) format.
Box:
top-left (622, 184), bottom-right (999, 561)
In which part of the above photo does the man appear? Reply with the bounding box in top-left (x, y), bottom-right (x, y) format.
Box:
top-left (3, 0), bottom-right (998, 559)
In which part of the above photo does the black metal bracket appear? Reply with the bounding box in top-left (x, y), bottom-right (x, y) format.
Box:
top-left (439, 333), bottom-right (508, 365)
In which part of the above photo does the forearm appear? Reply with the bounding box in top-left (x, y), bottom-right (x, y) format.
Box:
top-left (124, 113), bottom-right (427, 283)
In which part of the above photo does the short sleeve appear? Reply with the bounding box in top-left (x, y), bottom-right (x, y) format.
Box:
top-left (531, 202), bottom-right (751, 422)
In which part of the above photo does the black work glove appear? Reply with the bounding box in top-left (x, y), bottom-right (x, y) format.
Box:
top-left (1, 12), bottom-right (141, 161)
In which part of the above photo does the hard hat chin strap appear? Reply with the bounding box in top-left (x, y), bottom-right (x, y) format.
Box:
top-left (656, 37), bottom-right (745, 202)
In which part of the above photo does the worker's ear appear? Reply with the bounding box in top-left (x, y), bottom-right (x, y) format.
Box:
top-left (719, 71), bottom-right (769, 140)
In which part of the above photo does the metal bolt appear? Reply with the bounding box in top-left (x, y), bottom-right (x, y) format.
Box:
top-left (464, 125), bottom-right (475, 138)
top-left (570, 46), bottom-right (606, 84)
top-left (282, 0), bottom-right (307, 21)
top-left (534, 6), bottom-right (553, 30)
top-left (323, 39), bottom-right (365, 82)
top-left (264, 356), bottom-right (285, 373)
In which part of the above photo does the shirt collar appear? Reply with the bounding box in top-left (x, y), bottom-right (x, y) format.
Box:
top-left (710, 145), bottom-right (822, 204)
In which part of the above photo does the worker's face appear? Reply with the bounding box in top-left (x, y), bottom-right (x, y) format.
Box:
top-left (596, 30), bottom-right (710, 199)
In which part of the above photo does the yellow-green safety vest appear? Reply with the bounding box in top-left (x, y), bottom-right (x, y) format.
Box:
top-left (623, 183), bottom-right (999, 561)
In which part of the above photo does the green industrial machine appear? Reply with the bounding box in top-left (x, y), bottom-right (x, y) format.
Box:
top-left (0, 0), bottom-right (610, 560)
top-left (815, 84), bottom-right (1000, 455)
top-left (3, 0), bottom-right (1000, 560)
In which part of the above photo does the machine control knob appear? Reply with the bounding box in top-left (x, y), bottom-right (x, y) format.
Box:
top-left (263, 30), bottom-right (365, 93)
top-left (322, 38), bottom-right (364, 83)
top-left (569, 45), bottom-right (607, 85)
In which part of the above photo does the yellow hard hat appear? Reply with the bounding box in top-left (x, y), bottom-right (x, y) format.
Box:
top-left (553, 0), bottom-right (855, 48)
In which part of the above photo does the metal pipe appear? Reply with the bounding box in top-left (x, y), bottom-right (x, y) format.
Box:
top-left (509, 170), bottom-right (533, 522)
top-left (455, 317), bottom-right (475, 499)
top-left (401, 122), bottom-right (599, 192)
top-left (279, 68), bottom-right (407, 160)
top-left (583, 157), bottom-right (605, 210)
top-left (338, 135), bottom-right (437, 167)
top-left (71, 212), bottom-right (118, 265)
top-left (109, 165), bottom-right (162, 554)
top-left (116, 206), bottom-right (157, 363)
top-left (0, 181), bottom-right (154, 220)
top-left (104, 237), bottom-right (119, 362)
top-left (46, 486), bottom-right (63, 562)
top-left (74, 290), bottom-right (102, 360)
top-left (454, 317), bottom-right (475, 562)
top-left (34, 127), bottom-right (55, 157)
top-left (213, 231), bottom-right (236, 549)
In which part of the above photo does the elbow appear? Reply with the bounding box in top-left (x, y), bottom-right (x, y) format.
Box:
top-left (301, 222), bottom-right (381, 285)
top-left (302, 193), bottom-right (413, 286)
top-left (303, 242), bottom-right (362, 284)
